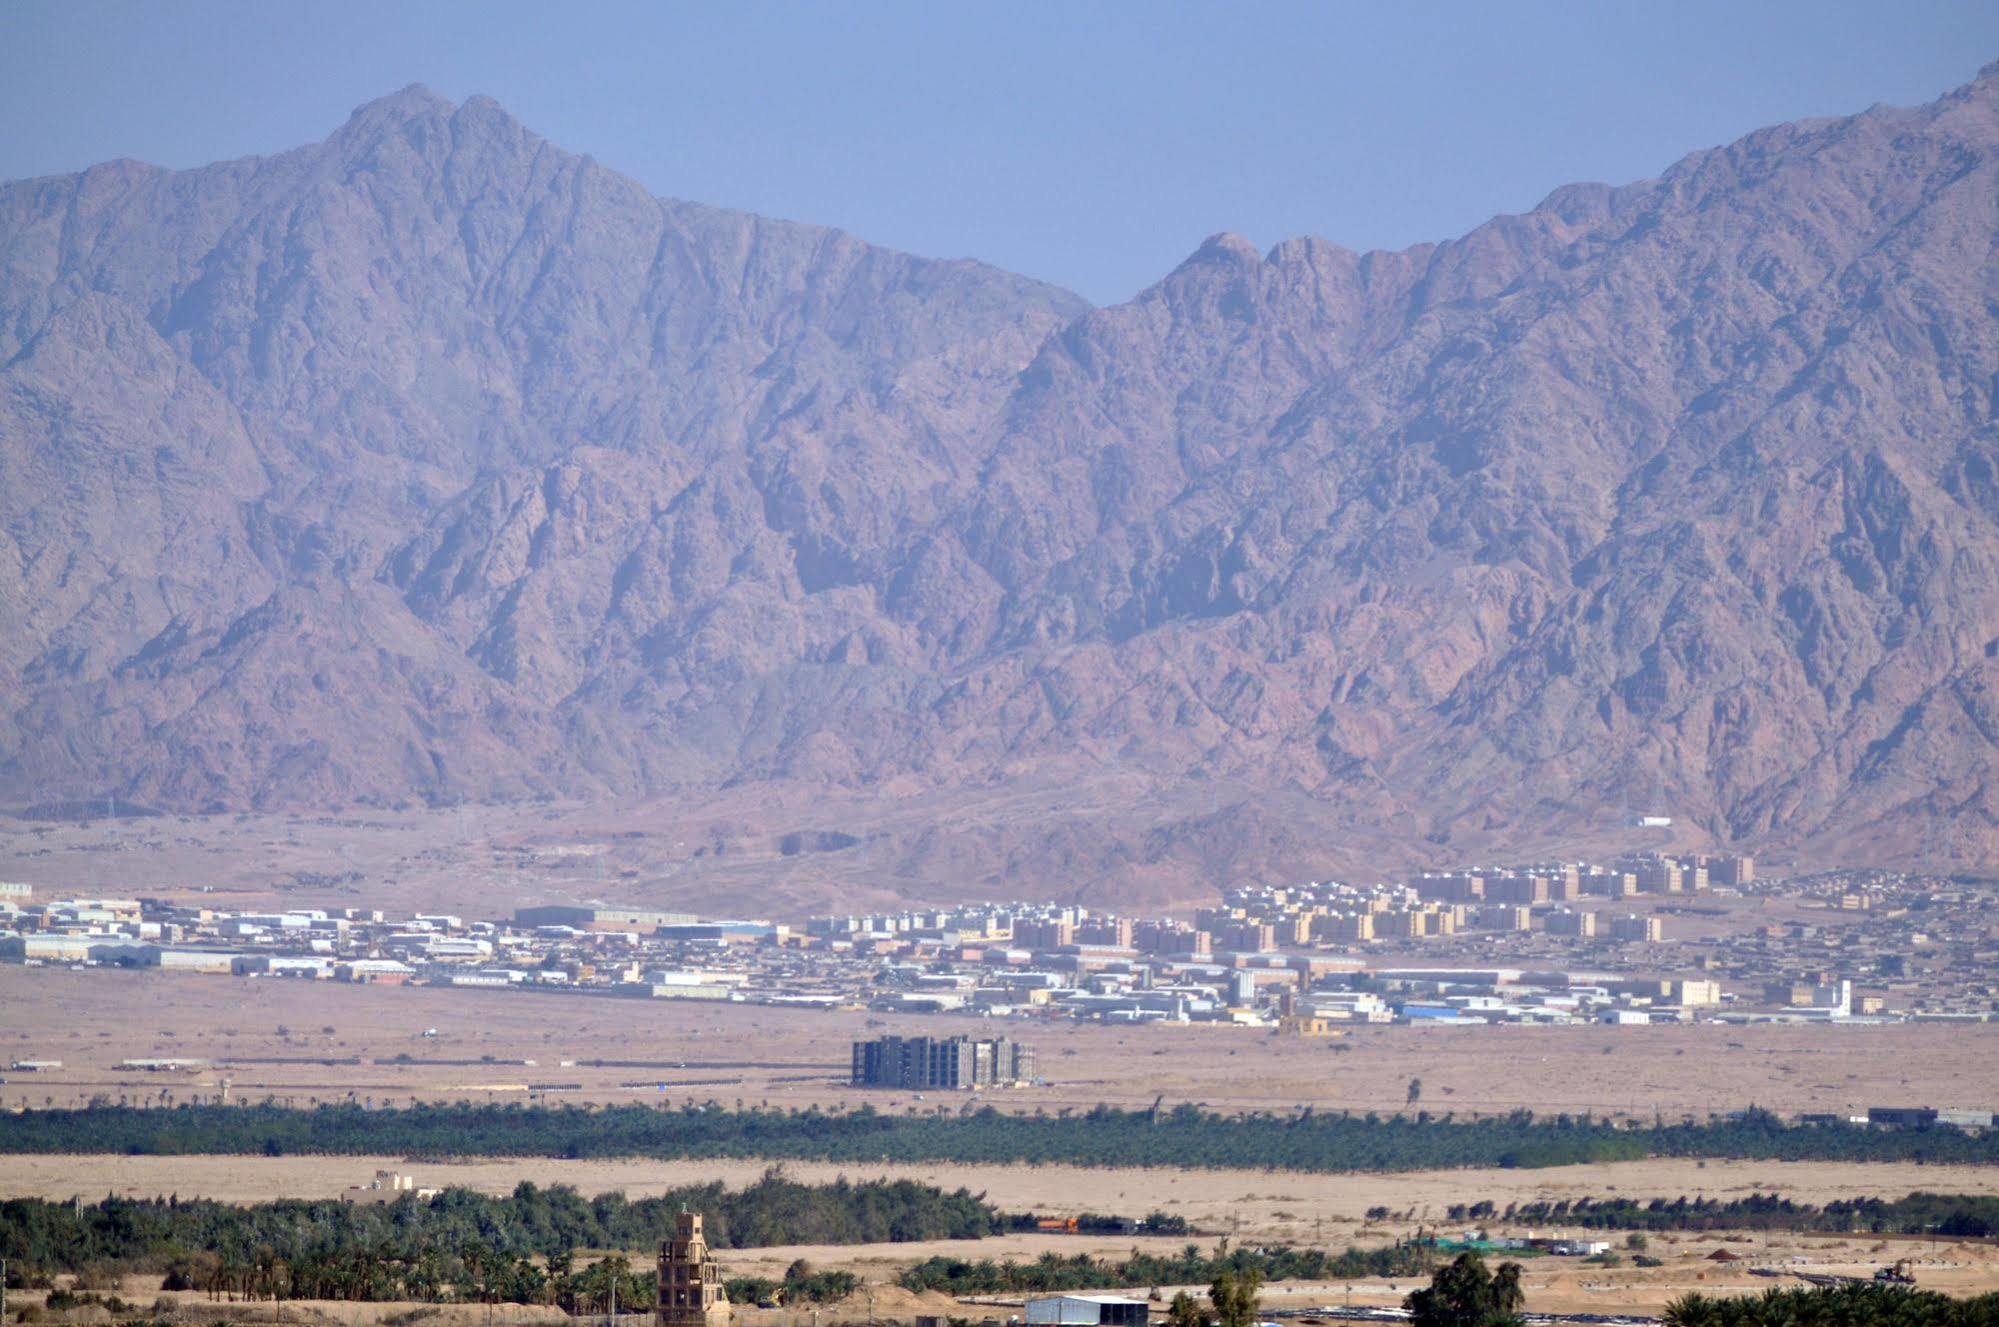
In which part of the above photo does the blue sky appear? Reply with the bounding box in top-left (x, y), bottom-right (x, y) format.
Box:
top-left (3, 1), bottom-right (1995, 304)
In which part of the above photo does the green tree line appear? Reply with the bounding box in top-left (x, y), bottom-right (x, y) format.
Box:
top-left (0, 1172), bottom-right (997, 1294)
top-left (1454, 1192), bottom-right (1999, 1237)
top-left (895, 1240), bottom-right (1434, 1295)
top-left (724, 1261), bottom-right (860, 1308)
top-left (4, 1102), bottom-right (1997, 1172)
top-left (1663, 1284), bottom-right (1999, 1327)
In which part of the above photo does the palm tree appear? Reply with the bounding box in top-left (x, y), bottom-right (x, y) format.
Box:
top-left (1660, 1293), bottom-right (1722, 1327)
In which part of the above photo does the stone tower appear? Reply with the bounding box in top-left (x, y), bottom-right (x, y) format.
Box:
top-left (657, 1211), bottom-right (731, 1327)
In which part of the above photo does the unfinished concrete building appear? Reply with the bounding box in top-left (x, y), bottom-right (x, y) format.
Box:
top-left (657, 1211), bottom-right (731, 1327)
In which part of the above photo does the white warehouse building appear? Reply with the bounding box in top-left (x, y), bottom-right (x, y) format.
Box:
top-left (1025, 1297), bottom-right (1150, 1327)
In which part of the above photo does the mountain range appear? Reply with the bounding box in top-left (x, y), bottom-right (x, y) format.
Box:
top-left (3, 71), bottom-right (1996, 887)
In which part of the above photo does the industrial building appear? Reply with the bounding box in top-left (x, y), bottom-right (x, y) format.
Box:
top-left (1859, 1106), bottom-right (1995, 1130)
top-left (655, 920), bottom-right (780, 944)
top-left (513, 905), bottom-right (701, 930)
top-left (850, 1034), bottom-right (1034, 1090)
top-left (1025, 1295), bottom-right (1150, 1327)
top-left (1867, 1106), bottom-right (1939, 1128)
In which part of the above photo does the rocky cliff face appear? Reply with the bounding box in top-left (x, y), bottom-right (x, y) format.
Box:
top-left (3, 74), bottom-right (1996, 876)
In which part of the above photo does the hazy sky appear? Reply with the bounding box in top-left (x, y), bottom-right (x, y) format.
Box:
top-left (4, 1), bottom-right (1996, 304)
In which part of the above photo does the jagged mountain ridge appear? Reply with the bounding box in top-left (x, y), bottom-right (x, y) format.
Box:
top-left (2, 74), bottom-right (1996, 877)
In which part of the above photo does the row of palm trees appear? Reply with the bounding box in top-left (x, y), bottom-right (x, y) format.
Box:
top-left (1663, 1284), bottom-right (1999, 1327)
top-left (12, 1099), bottom-right (1989, 1172)
top-left (160, 1244), bottom-right (652, 1308)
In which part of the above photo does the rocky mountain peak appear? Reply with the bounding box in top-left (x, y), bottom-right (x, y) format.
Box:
top-left (343, 82), bottom-right (455, 126)
top-left (1184, 230), bottom-right (1264, 267)
top-left (2, 70), bottom-right (1996, 890)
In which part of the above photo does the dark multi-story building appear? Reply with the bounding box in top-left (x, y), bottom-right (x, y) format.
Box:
top-left (1013, 919), bottom-right (1075, 950)
top-left (1074, 916), bottom-right (1135, 949)
top-left (850, 1034), bottom-right (1034, 1089)
top-left (1221, 921), bottom-right (1276, 953)
top-left (1485, 875), bottom-right (1550, 905)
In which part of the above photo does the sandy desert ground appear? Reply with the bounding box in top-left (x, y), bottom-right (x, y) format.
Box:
top-left (5, 966), bottom-right (1998, 1119)
top-left (7, 1152), bottom-right (1999, 1321)
top-left (9, 1146), bottom-right (1999, 1318)
top-left (12, 943), bottom-right (1999, 1320)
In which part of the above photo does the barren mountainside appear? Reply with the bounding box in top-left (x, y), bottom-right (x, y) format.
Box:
top-left (2, 73), bottom-right (1997, 881)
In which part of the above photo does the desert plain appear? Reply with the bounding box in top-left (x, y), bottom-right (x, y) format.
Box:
top-left (8, 965), bottom-right (1999, 1321)
top-left (5, 1150), bottom-right (1999, 1320)
top-left (5, 965), bottom-right (1998, 1119)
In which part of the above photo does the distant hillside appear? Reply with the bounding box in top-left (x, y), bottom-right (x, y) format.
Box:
top-left (2, 71), bottom-right (1996, 885)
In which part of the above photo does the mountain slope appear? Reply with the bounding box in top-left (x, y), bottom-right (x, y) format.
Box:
top-left (1, 75), bottom-right (1995, 881)
top-left (0, 86), bottom-right (1087, 808)
top-left (937, 69), bottom-right (1999, 867)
